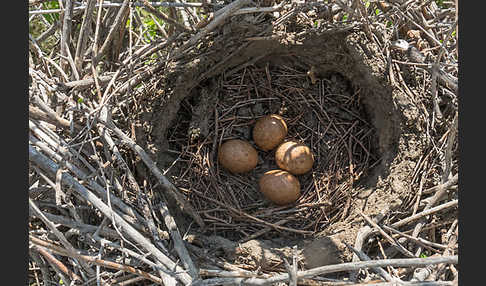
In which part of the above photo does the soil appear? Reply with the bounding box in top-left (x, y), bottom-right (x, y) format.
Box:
top-left (134, 23), bottom-right (427, 267)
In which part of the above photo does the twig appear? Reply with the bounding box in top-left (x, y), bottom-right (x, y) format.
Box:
top-left (29, 1), bottom-right (206, 14)
top-left (34, 17), bottom-right (61, 43)
top-left (345, 282), bottom-right (454, 286)
top-left (358, 209), bottom-right (416, 258)
top-left (40, 211), bottom-right (120, 239)
top-left (29, 145), bottom-right (193, 285)
top-left (92, 0), bottom-right (104, 57)
top-left (345, 243), bottom-right (397, 282)
top-left (29, 105), bottom-right (70, 129)
top-left (159, 202), bottom-right (200, 280)
top-left (94, 0), bottom-right (130, 64)
top-left (390, 200), bottom-right (458, 229)
top-left (33, 245), bottom-right (83, 282)
top-left (74, 0), bottom-right (96, 72)
top-left (411, 171), bottom-right (458, 256)
top-left (192, 256), bottom-right (458, 286)
top-left (232, 1), bottom-right (285, 15)
top-left (383, 225), bottom-right (449, 251)
top-left (97, 106), bottom-right (205, 229)
top-left (190, 189), bottom-right (313, 235)
top-left (141, 0), bottom-right (192, 33)
top-left (422, 173), bottom-right (457, 195)
top-left (60, 0), bottom-right (74, 72)
top-left (441, 113), bottom-right (458, 183)
top-left (283, 246), bottom-right (298, 286)
top-left (56, 75), bottom-right (114, 90)
top-left (29, 198), bottom-right (95, 277)
top-left (238, 219), bottom-right (289, 243)
top-left (29, 249), bottom-right (53, 286)
top-left (30, 235), bottom-right (165, 284)
top-left (174, 0), bottom-right (252, 57)
top-left (350, 206), bottom-right (392, 280)
top-left (29, 123), bottom-right (146, 228)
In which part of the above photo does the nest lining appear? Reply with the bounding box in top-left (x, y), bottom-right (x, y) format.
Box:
top-left (165, 61), bottom-right (380, 241)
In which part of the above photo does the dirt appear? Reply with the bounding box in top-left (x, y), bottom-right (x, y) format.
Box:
top-left (135, 21), bottom-right (427, 266)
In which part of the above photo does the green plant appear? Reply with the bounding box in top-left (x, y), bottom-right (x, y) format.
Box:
top-left (435, 0), bottom-right (446, 8)
top-left (138, 8), bottom-right (162, 39)
top-left (41, 1), bottom-right (60, 24)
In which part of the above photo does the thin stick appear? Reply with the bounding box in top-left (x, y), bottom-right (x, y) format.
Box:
top-left (33, 245), bottom-right (83, 282)
top-left (345, 243), bottom-right (396, 282)
top-left (141, 0), bottom-right (192, 33)
top-left (74, 0), bottom-right (96, 72)
top-left (29, 124), bottom-right (146, 228)
top-left (95, 0), bottom-right (130, 63)
top-left (29, 145), bottom-right (193, 285)
top-left (159, 202), bottom-right (199, 280)
top-left (191, 189), bottom-right (313, 235)
top-left (423, 173), bottom-right (458, 195)
top-left (97, 108), bottom-right (205, 228)
top-left (57, 75), bottom-right (113, 90)
top-left (358, 209), bottom-right (416, 258)
top-left (390, 200), bottom-right (458, 229)
top-left (29, 198), bottom-right (95, 277)
top-left (30, 236), bottom-right (164, 284)
top-left (382, 225), bottom-right (448, 251)
top-left (176, 0), bottom-right (252, 55)
top-left (60, 0), bottom-right (73, 72)
top-left (192, 256), bottom-right (457, 286)
top-left (29, 1), bottom-right (206, 14)
top-left (29, 249), bottom-right (52, 286)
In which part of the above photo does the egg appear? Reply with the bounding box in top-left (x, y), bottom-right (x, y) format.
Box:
top-left (252, 114), bottom-right (288, 151)
top-left (218, 139), bottom-right (258, 173)
top-left (275, 141), bottom-right (314, 175)
top-left (258, 170), bottom-right (301, 205)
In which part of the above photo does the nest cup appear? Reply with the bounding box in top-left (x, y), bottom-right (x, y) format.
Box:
top-left (152, 31), bottom-right (401, 241)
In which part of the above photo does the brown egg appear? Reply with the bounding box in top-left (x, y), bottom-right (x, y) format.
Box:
top-left (259, 170), bottom-right (301, 205)
top-left (275, 141), bottom-right (314, 175)
top-left (252, 114), bottom-right (288, 151)
top-left (218, 139), bottom-right (258, 173)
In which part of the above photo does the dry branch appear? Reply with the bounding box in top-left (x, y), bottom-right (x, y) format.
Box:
top-left (74, 0), bottom-right (96, 72)
top-left (193, 256), bottom-right (457, 286)
top-left (60, 0), bottom-right (74, 73)
top-left (94, 0), bottom-right (130, 64)
top-left (30, 235), bottom-right (165, 284)
top-left (29, 145), bottom-right (193, 285)
top-left (28, 1), bottom-right (459, 284)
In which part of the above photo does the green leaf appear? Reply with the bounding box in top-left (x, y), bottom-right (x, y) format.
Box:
top-left (41, 1), bottom-right (60, 24)
top-left (420, 253), bottom-right (428, 258)
top-left (77, 97), bottom-right (84, 104)
top-left (435, 0), bottom-right (445, 8)
top-left (342, 13), bottom-right (348, 21)
top-left (375, 8), bottom-right (380, 15)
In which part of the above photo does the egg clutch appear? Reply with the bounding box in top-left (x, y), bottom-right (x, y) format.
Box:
top-left (217, 114), bottom-right (314, 206)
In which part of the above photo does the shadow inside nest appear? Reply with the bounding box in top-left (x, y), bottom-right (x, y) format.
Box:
top-left (164, 63), bottom-right (382, 241)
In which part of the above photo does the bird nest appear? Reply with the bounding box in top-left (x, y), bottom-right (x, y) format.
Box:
top-left (163, 62), bottom-right (380, 241)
